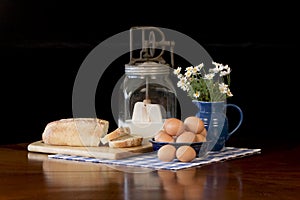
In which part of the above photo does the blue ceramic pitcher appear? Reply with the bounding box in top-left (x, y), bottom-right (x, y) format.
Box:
top-left (192, 101), bottom-right (243, 151)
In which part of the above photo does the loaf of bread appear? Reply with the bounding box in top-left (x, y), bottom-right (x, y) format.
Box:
top-left (42, 118), bottom-right (109, 147)
top-left (108, 135), bottom-right (143, 148)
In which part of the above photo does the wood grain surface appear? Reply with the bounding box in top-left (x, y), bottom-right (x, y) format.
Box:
top-left (27, 140), bottom-right (153, 159)
top-left (1, 143), bottom-right (300, 200)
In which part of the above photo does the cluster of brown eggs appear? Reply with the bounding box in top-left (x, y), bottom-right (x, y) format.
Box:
top-left (154, 116), bottom-right (207, 162)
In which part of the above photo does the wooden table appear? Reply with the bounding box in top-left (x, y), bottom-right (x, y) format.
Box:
top-left (0, 143), bottom-right (299, 200)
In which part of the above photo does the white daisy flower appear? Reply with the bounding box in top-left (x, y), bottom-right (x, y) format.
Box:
top-left (192, 67), bottom-right (199, 75)
top-left (185, 66), bottom-right (193, 72)
top-left (185, 70), bottom-right (192, 78)
top-left (219, 83), bottom-right (229, 94)
top-left (173, 67), bottom-right (182, 75)
top-left (193, 91), bottom-right (200, 98)
top-left (204, 73), bottom-right (215, 80)
top-left (227, 88), bottom-right (233, 97)
top-left (195, 63), bottom-right (204, 71)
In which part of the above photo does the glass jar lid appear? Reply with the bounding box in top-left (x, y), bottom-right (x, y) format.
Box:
top-left (125, 61), bottom-right (170, 75)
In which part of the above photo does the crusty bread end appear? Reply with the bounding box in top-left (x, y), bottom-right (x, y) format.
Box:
top-left (100, 127), bottom-right (130, 144)
top-left (108, 135), bottom-right (143, 148)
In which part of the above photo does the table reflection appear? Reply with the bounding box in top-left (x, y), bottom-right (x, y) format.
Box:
top-left (27, 152), bottom-right (243, 199)
top-left (27, 152), bottom-right (163, 199)
top-left (157, 168), bottom-right (206, 199)
top-left (157, 162), bottom-right (243, 200)
top-left (28, 152), bottom-right (124, 189)
top-left (203, 163), bottom-right (243, 199)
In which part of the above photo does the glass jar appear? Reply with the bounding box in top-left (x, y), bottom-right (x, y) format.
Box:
top-left (118, 61), bottom-right (177, 138)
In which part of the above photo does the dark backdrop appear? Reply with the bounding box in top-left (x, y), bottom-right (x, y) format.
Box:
top-left (1, 1), bottom-right (298, 149)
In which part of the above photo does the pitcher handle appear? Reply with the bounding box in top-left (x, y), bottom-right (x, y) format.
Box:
top-left (226, 104), bottom-right (243, 137)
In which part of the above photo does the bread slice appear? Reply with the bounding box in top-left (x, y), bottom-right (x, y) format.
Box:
top-left (100, 127), bottom-right (130, 144)
top-left (42, 118), bottom-right (109, 147)
top-left (108, 135), bottom-right (143, 148)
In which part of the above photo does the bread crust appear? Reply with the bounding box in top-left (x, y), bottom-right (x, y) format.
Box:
top-left (108, 135), bottom-right (143, 148)
top-left (100, 127), bottom-right (130, 144)
top-left (42, 118), bottom-right (109, 146)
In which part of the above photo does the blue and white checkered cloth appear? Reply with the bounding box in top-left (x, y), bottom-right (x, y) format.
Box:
top-left (48, 147), bottom-right (261, 170)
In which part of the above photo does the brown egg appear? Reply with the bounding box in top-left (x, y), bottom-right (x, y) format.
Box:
top-left (157, 144), bottom-right (176, 162)
top-left (175, 131), bottom-right (197, 143)
top-left (155, 130), bottom-right (175, 142)
top-left (183, 116), bottom-right (204, 134)
top-left (163, 118), bottom-right (185, 136)
top-left (199, 127), bottom-right (207, 137)
top-left (195, 133), bottom-right (206, 142)
top-left (176, 145), bottom-right (196, 162)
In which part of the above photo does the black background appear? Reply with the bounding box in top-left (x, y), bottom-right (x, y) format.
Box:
top-left (1, 1), bottom-right (298, 149)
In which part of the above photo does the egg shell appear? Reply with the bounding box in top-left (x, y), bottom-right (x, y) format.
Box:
top-left (183, 116), bottom-right (205, 134)
top-left (199, 127), bottom-right (207, 137)
top-left (195, 133), bottom-right (206, 142)
top-left (163, 118), bottom-right (185, 136)
top-left (176, 145), bottom-right (196, 162)
top-left (154, 130), bottom-right (175, 143)
top-left (157, 144), bottom-right (176, 162)
top-left (175, 131), bottom-right (197, 143)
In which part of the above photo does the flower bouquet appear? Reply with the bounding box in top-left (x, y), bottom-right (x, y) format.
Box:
top-left (173, 61), bottom-right (233, 102)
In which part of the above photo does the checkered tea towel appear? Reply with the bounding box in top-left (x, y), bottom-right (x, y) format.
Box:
top-left (48, 147), bottom-right (261, 170)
